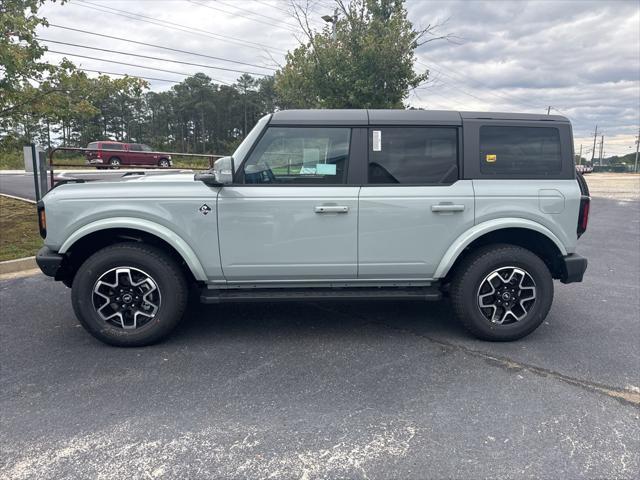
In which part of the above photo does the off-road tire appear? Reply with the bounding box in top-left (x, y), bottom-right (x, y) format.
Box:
top-left (71, 242), bottom-right (188, 347)
top-left (450, 244), bottom-right (553, 341)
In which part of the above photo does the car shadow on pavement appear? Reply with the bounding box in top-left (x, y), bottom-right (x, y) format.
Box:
top-left (168, 298), bottom-right (470, 346)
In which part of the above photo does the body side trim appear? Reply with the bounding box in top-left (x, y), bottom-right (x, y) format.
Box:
top-left (58, 217), bottom-right (208, 281)
top-left (433, 218), bottom-right (568, 278)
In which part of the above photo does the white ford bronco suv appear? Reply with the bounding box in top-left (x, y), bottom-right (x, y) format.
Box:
top-left (36, 110), bottom-right (589, 347)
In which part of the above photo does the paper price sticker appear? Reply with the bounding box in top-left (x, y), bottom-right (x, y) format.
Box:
top-left (373, 130), bottom-right (382, 151)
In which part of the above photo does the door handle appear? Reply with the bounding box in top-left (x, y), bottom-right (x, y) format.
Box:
top-left (431, 204), bottom-right (465, 213)
top-left (315, 205), bottom-right (349, 214)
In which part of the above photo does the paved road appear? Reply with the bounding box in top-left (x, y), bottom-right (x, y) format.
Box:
top-left (1, 197), bottom-right (639, 479)
top-left (0, 173), bottom-right (42, 200)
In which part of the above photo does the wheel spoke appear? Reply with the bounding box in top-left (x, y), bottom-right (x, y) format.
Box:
top-left (92, 266), bottom-right (162, 331)
top-left (477, 266), bottom-right (537, 325)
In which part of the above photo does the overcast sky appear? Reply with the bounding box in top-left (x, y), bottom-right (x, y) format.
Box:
top-left (37, 0), bottom-right (640, 157)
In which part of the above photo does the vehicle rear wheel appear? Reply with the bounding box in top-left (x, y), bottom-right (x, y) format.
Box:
top-left (158, 158), bottom-right (170, 168)
top-left (450, 244), bottom-right (553, 341)
top-left (71, 242), bottom-right (188, 347)
top-left (109, 157), bottom-right (121, 169)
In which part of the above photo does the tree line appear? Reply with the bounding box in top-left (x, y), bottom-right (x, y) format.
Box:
top-left (2, 65), bottom-right (278, 156)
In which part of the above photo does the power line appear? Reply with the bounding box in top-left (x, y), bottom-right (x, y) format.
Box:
top-left (189, 0), bottom-right (300, 32)
top-left (75, 68), bottom-right (182, 84)
top-left (47, 24), bottom-right (276, 71)
top-left (45, 49), bottom-right (231, 85)
top-left (40, 38), bottom-right (270, 77)
top-left (416, 58), bottom-right (544, 111)
top-left (415, 76), bottom-right (497, 106)
top-left (71, 0), bottom-right (286, 55)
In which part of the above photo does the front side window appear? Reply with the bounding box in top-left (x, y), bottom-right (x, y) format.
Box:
top-left (128, 144), bottom-right (142, 151)
top-left (368, 127), bottom-right (458, 184)
top-left (480, 126), bottom-right (561, 175)
top-left (141, 144), bottom-right (153, 151)
top-left (242, 127), bottom-right (350, 184)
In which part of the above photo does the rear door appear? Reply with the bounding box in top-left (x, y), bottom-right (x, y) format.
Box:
top-left (358, 126), bottom-right (475, 279)
top-left (217, 126), bottom-right (361, 281)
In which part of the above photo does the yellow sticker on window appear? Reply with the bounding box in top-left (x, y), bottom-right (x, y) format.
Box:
top-left (486, 154), bottom-right (497, 163)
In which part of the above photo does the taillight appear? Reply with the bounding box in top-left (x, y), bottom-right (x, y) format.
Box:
top-left (577, 196), bottom-right (590, 237)
top-left (37, 200), bottom-right (47, 238)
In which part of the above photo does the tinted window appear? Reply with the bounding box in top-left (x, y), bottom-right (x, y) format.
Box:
top-left (242, 127), bottom-right (350, 184)
top-left (102, 143), bottom-right (124, 151)
top-left (140, 144), bottom-right (152, 151)
top-left (480, 126), bottom-right (561, 175)
top-left (368, 128), bottom-right (458, 184)
top-left (128, 144), bottom-right (142, 151)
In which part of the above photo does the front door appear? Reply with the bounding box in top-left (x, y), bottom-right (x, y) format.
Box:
top-left (126, 144), bottom-right (148, 166)
top-left (218, 126), bottom-right (359, 282)
top-left (358, 126), bottom-right (475, 279)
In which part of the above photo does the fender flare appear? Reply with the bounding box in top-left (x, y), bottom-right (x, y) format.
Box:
top-left (59, 217), bottom-right (208, 281)
top-left (433, 218), bottom-right (568, 278)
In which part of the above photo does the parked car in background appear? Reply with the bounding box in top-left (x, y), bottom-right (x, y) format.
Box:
top-left (85, 141), bottom-right (172, 169)
top-left (39, 110), bottom-right (589, 347)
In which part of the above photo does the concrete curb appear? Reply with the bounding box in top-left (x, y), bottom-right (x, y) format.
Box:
top-left (0, 193), bottom-right (36, 204)
top-left (0, 256), bottom-right (37, 274)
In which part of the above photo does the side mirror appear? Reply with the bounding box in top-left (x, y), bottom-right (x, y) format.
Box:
top-left (195, 156), bottom-right (234, 187)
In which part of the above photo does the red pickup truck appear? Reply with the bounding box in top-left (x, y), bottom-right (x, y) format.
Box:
top-left (85, 141), bottom-right (172, 169)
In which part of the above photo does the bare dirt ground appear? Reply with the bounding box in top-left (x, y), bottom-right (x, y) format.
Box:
top-left (584, 173), bottom-right (640, 201)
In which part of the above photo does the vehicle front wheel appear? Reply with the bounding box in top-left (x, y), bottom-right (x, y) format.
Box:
top-left (71, 243), bottom-right (188, 347)
top-left (109, 157), bottom-right (121, 169)
top-left (158, 158), bottom-right (170, 168)
top-left (450, 244), bottom-right (553, 341)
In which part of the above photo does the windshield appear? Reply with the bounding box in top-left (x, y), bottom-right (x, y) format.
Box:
top-left (232, 114), bottom-right (271, 170)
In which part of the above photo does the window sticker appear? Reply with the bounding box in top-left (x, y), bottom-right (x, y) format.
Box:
top-left (316, 163), bottom-right (337, 175)
top-left (373, 130), bottom-right (382, 151)
top-left (485, 154), bottom-right (497, 163)
top-left (299, 166), bottom-right (317, 174)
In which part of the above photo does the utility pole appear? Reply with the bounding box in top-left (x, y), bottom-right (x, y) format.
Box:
top-left (321, 8), bottom-right (339, 40)
top-left (634, 127), bottom-right (639, 173)
top-left (598, 135), bottom-right (604, 166)
top-left (590, 125), bottom-right (598, 164)
top-left (547, 106), bottom-right (551, 115)
top-left (578, 144), bottom-right (582, 165)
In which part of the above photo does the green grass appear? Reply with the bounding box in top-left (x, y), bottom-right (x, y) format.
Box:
top-left (0, 196), bottom-right (43, 261)
top-left (0, 150), bottom-right (24, 170)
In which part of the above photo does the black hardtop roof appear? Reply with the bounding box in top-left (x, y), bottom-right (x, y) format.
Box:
top-left (269, 109), bottom-right (569, 125)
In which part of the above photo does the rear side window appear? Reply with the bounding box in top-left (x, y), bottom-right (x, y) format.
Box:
top-left (87, 142), bottom-right (98, 149)
top-left (368, 128), bottom-right (458, 184)
top-left (480, 126), bottom-right (561, 175)
top-left (103, 143), bottom-right (124, 151)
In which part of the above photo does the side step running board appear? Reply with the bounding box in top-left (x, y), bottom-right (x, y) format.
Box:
top-left (200, 286), bottom-right (442, 304)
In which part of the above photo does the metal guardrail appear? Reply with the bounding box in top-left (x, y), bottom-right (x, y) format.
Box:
top-left (48, 146), bottom-right (223, 189)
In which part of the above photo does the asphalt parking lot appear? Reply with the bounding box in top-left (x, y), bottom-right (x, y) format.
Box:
top-left (1, 190), bottom-right (639, 478)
